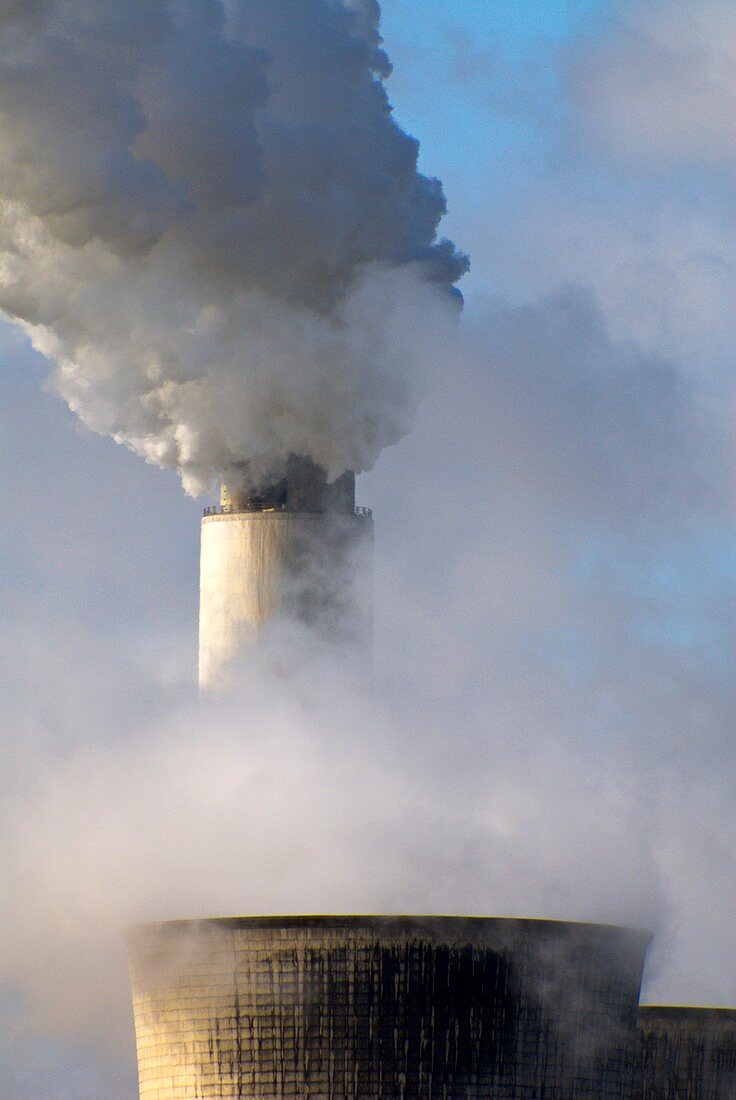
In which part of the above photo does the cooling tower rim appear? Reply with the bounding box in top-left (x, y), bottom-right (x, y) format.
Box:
top-left (638, 1005), bottom-right (736, 1018)
top-left (125, 913), bottom-right (652, 948)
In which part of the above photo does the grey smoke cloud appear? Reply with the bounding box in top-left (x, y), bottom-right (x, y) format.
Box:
top-left (564, 0), bottom-right (736, 168)
top-left (0, 0), bottom-right (465, 494)
top-left (450, 0), bottom-right (736, 381)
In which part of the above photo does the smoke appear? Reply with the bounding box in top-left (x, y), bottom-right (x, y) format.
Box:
top-left (0, 0), bottom-right (466, 494)
top-left (564, 0), bottom-right (736, 168)
top-left (3, 275), bottom-right (736, 1095)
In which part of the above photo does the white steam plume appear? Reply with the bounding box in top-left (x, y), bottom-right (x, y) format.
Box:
top-left (0, 0), bottom-right (466, 494)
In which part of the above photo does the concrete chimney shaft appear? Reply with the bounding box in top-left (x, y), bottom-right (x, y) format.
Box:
top-left (198, 457), bottom-right (373, 690)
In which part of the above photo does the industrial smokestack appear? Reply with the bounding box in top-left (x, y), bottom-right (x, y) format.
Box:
top-left (127, 915), bottom-right (650, 1099)
top-left (635, 1006), bottom-right (736, 1098)
top-left (0, 1), bottom-right (460, 692)
top-left (198, 456), bottom-right (373, 690)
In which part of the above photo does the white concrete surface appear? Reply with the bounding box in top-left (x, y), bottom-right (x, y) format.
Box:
top-left (198, 511), bottom-right (372, 691)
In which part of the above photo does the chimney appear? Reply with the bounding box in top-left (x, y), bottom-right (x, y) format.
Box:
top-left (198, 455), bottom-right (373, 690)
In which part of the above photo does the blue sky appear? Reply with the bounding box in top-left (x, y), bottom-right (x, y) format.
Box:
top-left (381, 0), bottom-right (606, 174)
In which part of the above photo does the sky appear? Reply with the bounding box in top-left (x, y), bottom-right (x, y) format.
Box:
top-left (2, 0), bottom-right (736, 1095)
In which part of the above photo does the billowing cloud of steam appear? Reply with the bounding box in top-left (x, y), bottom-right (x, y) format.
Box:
top-left (564, 0), bottom-right (736, 167)
top-left (3, 283), bottom-right (736, 1097)
top-left (0, 0), bottom-right (466, 494)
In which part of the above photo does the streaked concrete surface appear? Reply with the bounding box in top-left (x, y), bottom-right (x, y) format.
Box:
top-left (198, 511), bottom-right (373, 690)
top-left (635, 1006), bottom-right (736, 1099)
top-left (128, 915), bottom-right (650, 1099)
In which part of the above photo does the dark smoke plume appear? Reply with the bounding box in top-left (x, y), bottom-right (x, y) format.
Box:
top-left (0, 0), bottom-right (466, 493)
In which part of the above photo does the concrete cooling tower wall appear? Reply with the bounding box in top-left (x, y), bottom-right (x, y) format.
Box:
top-left (634, 1007), bottom-right (736, 1099)
top-left (127, 915), bottom-right (650, 1099)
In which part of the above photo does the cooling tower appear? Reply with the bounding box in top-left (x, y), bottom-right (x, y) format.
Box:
top-left (634, 1006), bottom-right (736, 1099)
top-left (199, 456), bottom-right (373, 690)
top-left (127, 915), bottom-right (650, 1099)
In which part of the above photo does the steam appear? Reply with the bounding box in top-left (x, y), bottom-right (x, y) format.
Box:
top-left (2, 256), bottom-right (736, 1098)
top-left (0, 0), bottom-right (466, 494)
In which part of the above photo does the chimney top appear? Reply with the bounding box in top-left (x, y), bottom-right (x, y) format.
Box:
top-left (221, 455), bottom-right (355, 515)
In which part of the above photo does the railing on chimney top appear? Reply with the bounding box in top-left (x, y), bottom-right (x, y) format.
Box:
top-left (203, 504), bottom-right (373, 518)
